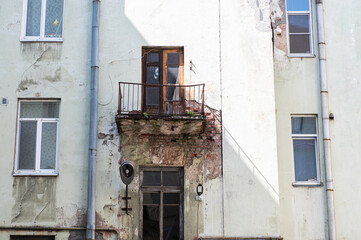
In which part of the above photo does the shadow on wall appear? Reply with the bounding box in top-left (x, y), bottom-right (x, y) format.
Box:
top-left (97, 0), bottom-right (151, 108)
top-left (222, 126), bottom-right (280, 236)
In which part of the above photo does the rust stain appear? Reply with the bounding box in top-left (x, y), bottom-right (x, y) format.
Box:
top-left (96, 211), bottom-right (106, 227)
top-left (68, 231), bottom-right (85, 240)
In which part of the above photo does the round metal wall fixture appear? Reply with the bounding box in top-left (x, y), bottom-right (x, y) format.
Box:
top-left (329, 113), bottom-right (334, 120)
top-left (119, 160), bottom-right (135, 185)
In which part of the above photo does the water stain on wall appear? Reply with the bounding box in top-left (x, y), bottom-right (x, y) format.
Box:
top-left (12, 177), bottom-right (56, 223)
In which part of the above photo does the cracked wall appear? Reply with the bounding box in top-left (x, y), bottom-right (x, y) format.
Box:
top-left (95, 106), bottom-right (222, 240)
top-left (12, 177), bottom-right (56, 223)
top-left (0, 0), bottom-right (92, 239)
top-left (2, 0), bottom-right (281, 239)
top-left (17, 44), bottom-right (74, 94)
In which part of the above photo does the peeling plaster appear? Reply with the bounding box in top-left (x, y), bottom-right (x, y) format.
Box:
top-left (17, 44), bottom-right (73, 93)
top-left (68, 231), bottom-right (86, 240)
top-left (185, 158), bottom-right (203, 182)
top-left (17, 78), bottom-right (39, 92)
top-left (56, 204), bottom-right (87, 227)
top-left (116, 107), bottom-right (222, 239)
top-left (248, 0), bottom-right (272, 32)
top-left (270, 0), bottom-right (287, 53)
top-left (270, 0), bottom-right (285, 26)
top-left (274, 24), bottom-right (287, 53)
top-left (12, 177), bottom-right (56, 223)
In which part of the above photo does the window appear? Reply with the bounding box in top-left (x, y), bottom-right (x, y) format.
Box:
top-left (21, 0), bottom-right (64, 41)
top-left (291, 116), bottom-right (319, 184)
top-left (11, 236), bottom-right (55, 240)
top-left (286, 0), bottom-right (313, 56)
top-left (142, 48), bottom-right (184, 115)
top-left (14, 100), bottom-right (60, 176)
top-left (140, 168), bottom-right (184, 240)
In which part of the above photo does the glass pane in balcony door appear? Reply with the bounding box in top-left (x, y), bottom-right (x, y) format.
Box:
top-left (147, 66), bottom-right (160, 84)
top-left (147, 53), bottom-right (160, 63)
top-left (166, 66), bottom-right (179, 101)
top-left (167, 53), bottom-right (179, 65)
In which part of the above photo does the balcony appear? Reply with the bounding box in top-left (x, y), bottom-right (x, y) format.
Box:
top-left (116, 82), bottom-right (206, 135)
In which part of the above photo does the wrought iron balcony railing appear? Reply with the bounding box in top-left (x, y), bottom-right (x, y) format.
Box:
top-left (118, 82), bottom-right (205, 117)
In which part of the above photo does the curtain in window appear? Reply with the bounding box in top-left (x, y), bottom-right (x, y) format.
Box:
top-left (26, 0), bottom-right (42, 36)
top-left (45, 0), bottom-right (64, 38)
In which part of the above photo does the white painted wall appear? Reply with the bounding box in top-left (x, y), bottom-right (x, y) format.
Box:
top-left (97, 0), bottom-right (224, 237)
top-left (274, 0), bottom-right (361, 239)
top-left (220, 0), bottom-right (280, 237)
top-left (0, 0), bottom-right (92, 232)
top-left (273, 0), bottom-right (329, 238)
top-left (5, 0), bottom-right (361, 239)
top-left (324, 1), bottom-right (361, 239)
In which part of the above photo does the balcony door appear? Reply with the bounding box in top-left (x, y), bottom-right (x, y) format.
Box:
top-left (142, 48), bottom-right (184, 115)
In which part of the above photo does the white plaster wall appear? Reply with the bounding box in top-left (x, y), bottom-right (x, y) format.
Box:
top-left (275, 0), bottom-right (361, 239)
top-left (324, 1), bottom-right (361, 239)
top-left (0, 0), bottom-right (92, 227)
top-left (273, 13), bottom-right (328, 240)
top-left (96, 0), bottom-right (224, 237)
top-left (272, 0), bottom-right (331, 238)
top-left (220, 0), bottom-right (280, 237)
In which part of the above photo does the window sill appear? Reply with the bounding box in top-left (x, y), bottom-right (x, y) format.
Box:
top-left (13, 171), bottom-right (59, 177)
top-left (292, 181), bottom-right (323, 187)
top-left (20, 38), bottom-right (63, 43)
top-left (287, 53), bottom-right (316, 58)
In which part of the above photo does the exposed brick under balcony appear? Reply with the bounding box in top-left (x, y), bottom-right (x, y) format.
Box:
top-left (116, 82), bottom-right (206, 135)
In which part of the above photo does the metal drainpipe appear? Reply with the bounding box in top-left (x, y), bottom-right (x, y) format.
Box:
top-left (87, 0), bottom-right (100, 240)
top-left (316, 1), bottom-right (336, 239)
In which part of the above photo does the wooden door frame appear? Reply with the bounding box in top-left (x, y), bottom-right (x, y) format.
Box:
top-left (141, 47), bottom-right (184, 115)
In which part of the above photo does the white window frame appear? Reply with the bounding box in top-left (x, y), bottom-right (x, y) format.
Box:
top-left (291, 115), bottom-right (320, 186)
top-left (286, 0), bottom-right (314, 57)
top-left (14, 100), bottom-right (60, 176)
top-left (21, 0), bottom-right (64, 42)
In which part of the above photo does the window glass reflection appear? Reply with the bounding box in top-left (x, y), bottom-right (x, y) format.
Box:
top-left (287, 0), bottom-right (309, 11)
top-left (143, 171), bottom-right (161, 186)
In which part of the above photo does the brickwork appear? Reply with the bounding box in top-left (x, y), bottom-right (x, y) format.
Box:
top-left (118, 107), bottom-right (222, 180)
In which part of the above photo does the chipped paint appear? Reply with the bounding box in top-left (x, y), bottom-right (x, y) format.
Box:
top-left (274, 24), bottom-right (287, 53)
top-left (17, 44), bottom-right (73, 93)
top-left (12, 177), bottom-right (56, 223)
top-left (248, 0), bottom-right (272, 32)
top-left (116, 107), bottom-right (222, 239)
top-left (270, 0), bottom-right (285, 27)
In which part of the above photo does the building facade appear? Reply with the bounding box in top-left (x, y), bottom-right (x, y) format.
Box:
top-left (0, 0), bottom-right (360, 239)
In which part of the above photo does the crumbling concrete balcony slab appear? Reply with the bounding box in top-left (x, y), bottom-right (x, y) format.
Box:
top-left (116, 114), bottom-right (205, 135)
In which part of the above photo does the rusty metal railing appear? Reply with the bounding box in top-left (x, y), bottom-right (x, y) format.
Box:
top-left (118, 82), bottom-right (205, 116)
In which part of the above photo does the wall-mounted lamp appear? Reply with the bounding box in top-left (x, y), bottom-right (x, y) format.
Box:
top-left (119, 160), bottom-right (135, 214)
top-left (197, 184), bottom-right (203, 196)
top-left (196, 184), bottom-right (203, 201)
top-left (329, 113), bottom-right (334, 120)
